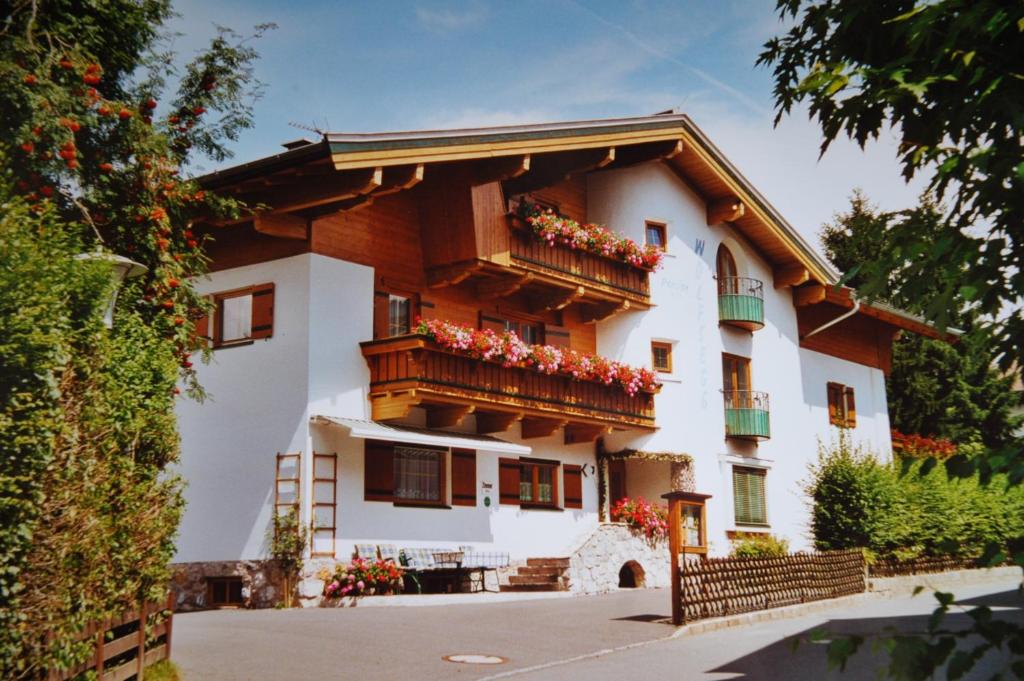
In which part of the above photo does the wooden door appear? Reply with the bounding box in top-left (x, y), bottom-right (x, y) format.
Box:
top-left (608, 459), bottom-right (627, 504)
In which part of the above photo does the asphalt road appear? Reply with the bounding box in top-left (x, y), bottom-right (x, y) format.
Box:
top-left (173, 579), bottom-right (1022, 680)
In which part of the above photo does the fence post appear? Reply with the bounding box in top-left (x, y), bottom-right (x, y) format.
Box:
top-left (667, 495), bottom-right (682, 626)
top-left (95, 621), bottom-right (105, 679)
top-left (164, 591), bottom-right (175, 662)
top-left (136, 600), bottom-right (147, 681)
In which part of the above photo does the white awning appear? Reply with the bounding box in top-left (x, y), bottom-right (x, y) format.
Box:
top-left (311, 415), bottom-right (531, 455)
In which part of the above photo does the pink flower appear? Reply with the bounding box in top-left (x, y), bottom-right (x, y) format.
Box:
top-left (357, 580), bottom-right (365, 590)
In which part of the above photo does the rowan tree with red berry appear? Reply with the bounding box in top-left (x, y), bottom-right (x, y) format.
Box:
top-left (0, 1), bottom-right (272, 675)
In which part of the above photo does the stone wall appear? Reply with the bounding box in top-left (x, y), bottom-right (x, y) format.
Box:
top-left (567, 523), bottom-right (670, 595)
top-left (171, 560), bottom-right (289, 611)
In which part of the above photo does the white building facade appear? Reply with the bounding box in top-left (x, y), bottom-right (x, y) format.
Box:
top-left (172, 114), bottom-right (934, 607)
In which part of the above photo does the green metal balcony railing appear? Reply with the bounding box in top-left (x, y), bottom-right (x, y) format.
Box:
top-left (723, 390), bottom-right (771, 440)
top-left (718, 276), bottom-right (764, 331)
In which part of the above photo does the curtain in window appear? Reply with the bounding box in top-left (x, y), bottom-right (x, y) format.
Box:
top-left (388, 296), bottom-right (410, 336)
top-left (394, 446), bottom-right (441, 502)
top-left (222, 294), bottom-right (252, 342)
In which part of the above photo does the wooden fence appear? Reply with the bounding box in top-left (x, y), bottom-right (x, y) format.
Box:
top-left (869, 555), bottom-right (981, 577)
top-left (677, 549), bottom-right (866, 623)
top-left (48, 593), bottom-right (174, 681)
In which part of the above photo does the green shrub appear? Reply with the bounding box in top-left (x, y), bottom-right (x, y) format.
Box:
top-left (806, 434), bottom-right (1024, 561)
top-left (730, 533), bottom-right (790, 558)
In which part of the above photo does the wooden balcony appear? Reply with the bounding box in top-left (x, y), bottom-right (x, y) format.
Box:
top-left (718, 276), bottom-right (764, 331)
top-left (361, 335), bottom-right (657, 442)
top-left (507, 216), bottom-right (651, 307)
top-left (723, 390), bottom-right (771, 441)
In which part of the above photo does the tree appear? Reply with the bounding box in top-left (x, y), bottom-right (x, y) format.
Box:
top-left (821, 191), bottom-right (1022, 450)
top-left (759, 0), bottom-right (1024, 374)
top-left (761, 2), bottom-right (1024, 677)
top-left (0, 2), bottom-right (270, 675)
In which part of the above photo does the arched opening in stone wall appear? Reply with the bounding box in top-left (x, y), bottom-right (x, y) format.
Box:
top-left (618, 560), bottom-right (646, 588)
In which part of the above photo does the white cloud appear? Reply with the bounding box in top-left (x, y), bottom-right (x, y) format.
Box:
top-left (415, 2), bottom-right (488, 32)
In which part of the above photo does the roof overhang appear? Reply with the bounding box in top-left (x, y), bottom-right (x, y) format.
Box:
top-left (311, 415), bottom-right (531, 454)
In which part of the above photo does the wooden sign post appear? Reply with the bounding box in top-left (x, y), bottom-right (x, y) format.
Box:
top-left (662, 491), bottom-right (711, 626)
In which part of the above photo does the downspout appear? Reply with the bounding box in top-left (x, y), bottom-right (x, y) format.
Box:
top-left (801, 293), bottom-right (861, 340)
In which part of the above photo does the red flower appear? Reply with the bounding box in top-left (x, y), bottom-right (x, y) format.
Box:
top-left (99, 162), bottom-right (113, 173)
top-left (59, 58), bottom-right (74, 70)
top-left (20, 142), bottom-right (34, 153)
top-left (118, 108), bottom-right (132, 120)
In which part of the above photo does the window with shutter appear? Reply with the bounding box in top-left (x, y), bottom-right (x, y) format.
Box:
top-left (827, 382), bottom-right (856, 428)
top-left (451, 449), bottom-right (476, 507)
top-left (732, 466), bottom-right (767, 526)
top-left (364, 440), bottom-right (394, 502)
top-left (388, 295), bottom-right (412, 337)
top-left (210, 283), bottom-right (274, 347)
top-left (563, 464), bottom-right (583, 509)
top-left (498, 458), bottom-right (522, 505)
top-left (393, 446), bottom-right (445, 505)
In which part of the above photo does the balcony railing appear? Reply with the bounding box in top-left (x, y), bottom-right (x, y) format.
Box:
top-left (509, 217), bottom-right (651, 304)
top-left (718, 276), bottom-right (764, 331)
top-left (361, 335), bottom-right (656, 430)
top-left (722, 390), bottom-right (771, 440)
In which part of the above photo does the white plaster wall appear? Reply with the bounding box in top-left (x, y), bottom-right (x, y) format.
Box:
top-left (588, 162), bottom-right (894, 554)
top-left (312, 414), bottom-right (599, 561)
top-left (174, 255), bottom-right (312, 562)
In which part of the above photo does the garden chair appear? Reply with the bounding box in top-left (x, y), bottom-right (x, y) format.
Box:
top-left (377, 544), bottom-right (401, 564)
top-left (354, 544), bottom-right (378, 561)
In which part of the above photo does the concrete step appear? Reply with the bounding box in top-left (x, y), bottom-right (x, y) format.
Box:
top-left (509, 574), bottom-right (559, 585)
top-left (499, 582), bottom-right (567, 592)
top-left (516, 566), bottom-right (564, 577)
top-left (525, 557), bottom-right (570, 568)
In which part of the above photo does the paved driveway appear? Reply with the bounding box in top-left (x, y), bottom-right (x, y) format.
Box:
top-left (173, 580), bottom-right (1022, 680)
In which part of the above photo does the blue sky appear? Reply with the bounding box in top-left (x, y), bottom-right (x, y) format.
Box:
top-left (171, 0), bottom-right (926, 251)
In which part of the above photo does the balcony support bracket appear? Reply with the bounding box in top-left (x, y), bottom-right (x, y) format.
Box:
top-left (521, 417), bottom-right (567, 439)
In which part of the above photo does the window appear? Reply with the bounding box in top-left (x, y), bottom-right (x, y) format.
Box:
top-left (393, 446), bottom-right (445, 504)
top-left (716, 244), bottom-right (741, 295)
top-left (505, 319), bottom-right (541, 345)
top-left (732, 466), bottom-right (767, 526)
top-left (364, 440), bottom-right (473, 508)
top-left (498, 457), bottom-right (561, 508)
top-left (205, 283), bottom-right (275, 347)
top-left (645, 221), bottom-right (667, 250)
top-left (827, 382), bottom-right (857, 428)
top-left (481, 314), bottom-right (544, 345)
top-left (206, 577), bottom-right (243, 607)
top-left (388, 295), bottom-right (411, 337)
top-left (722, 354), bottom-right (751, 395)
top-left (651, 341), bottom-right (673, 373)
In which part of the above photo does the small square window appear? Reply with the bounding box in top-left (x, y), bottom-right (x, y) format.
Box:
top-left (206, 577), bottom-right (244, 607)
top-left (520, 461), bottom-right (558, 506)
top-left (651, 341), bottom-right (673, 373)
top-left (645, 221), bottom-right (667, 250)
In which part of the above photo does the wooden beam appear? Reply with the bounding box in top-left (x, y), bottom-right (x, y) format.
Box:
top-left (253, 212), bottom-right (308, 240)
top-left (534, 285), bottom-right (585, 312)
top-left (793, 283), bottom-right (826, 307)
top-left (520, 417), bottom-right (566, 439)
top-left (580, 299), bottom-right (630, 324)
top-left (370, 391), bottom-right (419, 421)
top-left (505, 147), bottom-right (617, 196)
top-left (426, 261), bottom-right (482, 288)
top-left (426, 404), bottom-right (474, 429)
top-left (773, 265), bottom-right (810, 289)
top-left (707, 197), bottom-right (745, 225)
top-left (564, 424), bottom-right (610, 445)
top-left (235, 167), bottom-right (382, 214)
top-left (471, 154), bottom-right (531, 185)
top-left (476, 411), bottom-right (522, 434)
top-left (477, 273), bottom-right (533, 300)
top-left (302, 164), bottom-right (423, 217)
top-left (606, 139), bottom-right (684, 169)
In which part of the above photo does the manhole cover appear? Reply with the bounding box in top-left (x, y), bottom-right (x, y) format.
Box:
top-left (443, 654), bottom-right (507, 665)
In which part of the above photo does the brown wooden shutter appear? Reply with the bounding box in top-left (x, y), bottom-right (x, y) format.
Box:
top-left (844, 386), bottom-right (857, 428)
top-left (251, 283), bottom-right (275, 339)
top-left (373, 291), bottom-right (390, 339)
top-left (544, 323), bottom-right (571, 348)
top-left (364, 440), bottom-right (394, 501)
top-left (480, 313), bottom-right (506, 333)
top-left (498, 457), bottom-right (521, 505)
top-left (451, 449), bottom-right (477, 507)
top-left (827, 383), bottom-right (841, 426)
top-left (192, 297), bottom-right (211, 349)
top-left (563, 464), bottom-right (583, 509)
